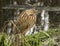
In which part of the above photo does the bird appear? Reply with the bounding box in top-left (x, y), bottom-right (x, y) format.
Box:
top-left (14, 8), bottom-right (38, 35)
top-left (13, 8), bottom-right (38, 46)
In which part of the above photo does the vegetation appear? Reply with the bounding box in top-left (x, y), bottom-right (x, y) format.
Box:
top-left (23, 29), bottom-right (60, 46)
top-left (0, 29), bottom-right (60, 46)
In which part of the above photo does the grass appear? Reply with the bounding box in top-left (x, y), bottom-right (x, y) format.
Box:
top-left (0, 28), bottom-right (60, 46)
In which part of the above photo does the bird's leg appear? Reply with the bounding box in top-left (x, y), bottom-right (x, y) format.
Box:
top-left (15, 34), bottom-right (21, 46)
top-left (21, 33), bottom-right (25, 46)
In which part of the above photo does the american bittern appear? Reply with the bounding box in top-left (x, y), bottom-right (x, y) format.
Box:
top-left (14, 8), bottom-right (38, 35)
top-left (14, 8), bottom-right (38, 46)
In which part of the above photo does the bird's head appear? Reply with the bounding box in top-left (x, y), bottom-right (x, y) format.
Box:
top-left (25, 8), bottom-right (38, 16)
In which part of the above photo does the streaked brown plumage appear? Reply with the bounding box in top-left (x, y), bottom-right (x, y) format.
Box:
top-left (14, 8), bottom-right (38, 35)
